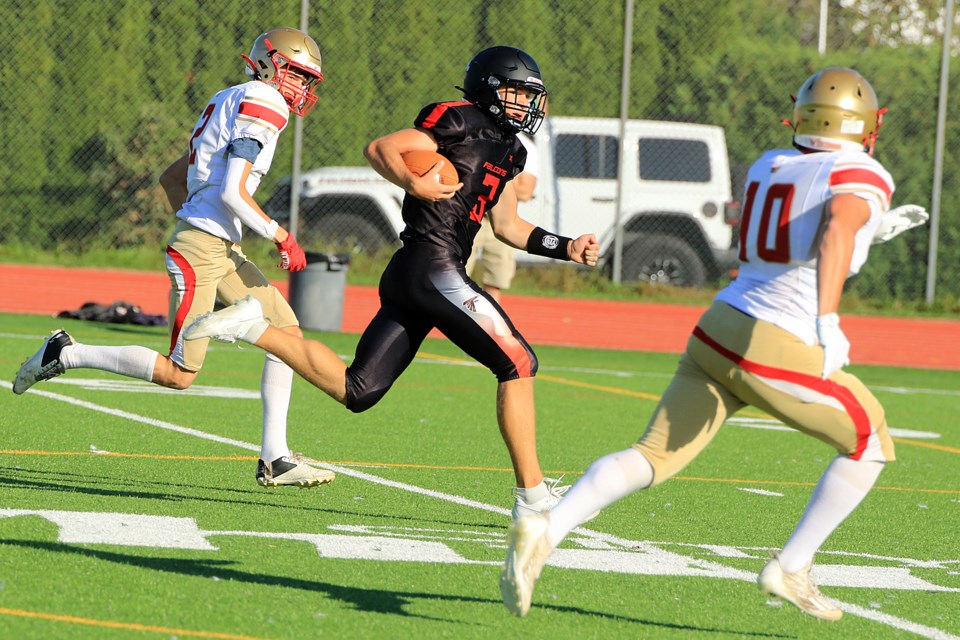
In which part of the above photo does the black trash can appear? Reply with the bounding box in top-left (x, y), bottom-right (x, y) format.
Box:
top-left (288, 252), bottom-right (351, 332)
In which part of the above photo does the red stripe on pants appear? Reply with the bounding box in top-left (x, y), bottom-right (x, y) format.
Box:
top-left (165, 246), bottom-right (197, 356)
top-left (692, 325), bottom-right (871, 459)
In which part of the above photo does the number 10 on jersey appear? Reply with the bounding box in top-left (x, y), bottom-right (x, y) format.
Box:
top-left (738, 181), bottom-right (797, 264)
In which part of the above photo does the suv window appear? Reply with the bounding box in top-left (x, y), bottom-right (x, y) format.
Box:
top-left (556, 134), bottom-right (618, 179)
top-left (637, 138), bottom-right (711, 182)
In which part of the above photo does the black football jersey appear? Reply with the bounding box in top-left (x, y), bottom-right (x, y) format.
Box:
top-left (399, 101), bottom-right (527, 259)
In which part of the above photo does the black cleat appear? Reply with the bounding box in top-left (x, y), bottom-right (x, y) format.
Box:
top-left (13, 329), bottom-right (75, 394)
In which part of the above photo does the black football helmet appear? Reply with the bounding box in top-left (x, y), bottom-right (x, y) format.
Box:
top-left (459, 46), bottom-right (548, 135)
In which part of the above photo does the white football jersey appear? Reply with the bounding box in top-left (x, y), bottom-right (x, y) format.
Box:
top-left (716, 149), bottom-right (894, 344)
top-left (177, 81), bottom-right (290, 243)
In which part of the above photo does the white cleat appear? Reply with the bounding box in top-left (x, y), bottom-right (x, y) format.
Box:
top-left (256, 454), bottom-right (335, 488)
top-left (500, 513), bottom-right (553, 617)
top-left (512, 477), bottom-right (569, 520)
top-left (758, 553), bottom-right (843, 621)
top-left (184, 295), bottom-right (265, 344)
top-left (13, 329), bottom-right (75, 394)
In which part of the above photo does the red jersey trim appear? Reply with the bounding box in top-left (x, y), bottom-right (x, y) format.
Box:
top-left (238, 101), bottom-right (288, 130)
top-left (421, 101), bottom-right (472, 129)
top-left (692, 325), bottom-right (871, 459)
top-left (829, 168), bottom-right (892, 202)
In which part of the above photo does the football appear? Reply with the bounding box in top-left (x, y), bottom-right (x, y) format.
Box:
top-left (402, 150), bottom-right (459, 185)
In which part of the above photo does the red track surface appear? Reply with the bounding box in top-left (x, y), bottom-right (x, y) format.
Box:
top-left (2, 263), bottom-right (958, 370)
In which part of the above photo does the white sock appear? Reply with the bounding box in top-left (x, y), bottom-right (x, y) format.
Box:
top-left (516, 481), bottom-right (549, 504)
top-left (60, 344), bottom-right (157, 382)
top-left (546, 447), bottom-right (654, 547)
top-left (259, 353), bottom-right (293, 462)
top-left (778, 455), bottom-right (884, 573)
top-left (242, 320), bottom-right (270, 344)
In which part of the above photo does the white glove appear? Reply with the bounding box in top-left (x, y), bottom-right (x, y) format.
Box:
top-left (816, 313), bottom-right (850, 379)
top-left (871, 204), bottom-right (929, 245)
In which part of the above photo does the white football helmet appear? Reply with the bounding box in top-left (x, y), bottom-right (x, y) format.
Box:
top-left (790, 67), bottom-right (885, 155)
top-left (242, 28), bottom-right (323, 117)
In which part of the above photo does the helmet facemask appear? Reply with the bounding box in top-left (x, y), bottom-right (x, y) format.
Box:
top-left (268, 49), bottom-right (323, 116)
top-left (489, 78), bottom-right (548, 135)
top-left (243, 28), bottom-right (324, 117)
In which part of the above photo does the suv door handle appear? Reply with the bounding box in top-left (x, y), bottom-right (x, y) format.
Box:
top-left (591, 197), bottom-right (614, 203)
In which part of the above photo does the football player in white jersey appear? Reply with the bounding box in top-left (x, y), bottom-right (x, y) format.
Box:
top-left (499, 68), bottom-right (929, 621)
top-left (13, 28), bottom-right (334, 489)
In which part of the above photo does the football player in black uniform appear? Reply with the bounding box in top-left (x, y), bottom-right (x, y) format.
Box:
top-left (185, 46), bottom-right (600, 519)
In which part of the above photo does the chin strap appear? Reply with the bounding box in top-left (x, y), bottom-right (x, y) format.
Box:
top-left (864, 106), bottom-right (887, 156)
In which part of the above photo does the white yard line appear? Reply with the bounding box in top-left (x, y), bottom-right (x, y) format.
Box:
top-left (3, 379), bottom-right (958, 639)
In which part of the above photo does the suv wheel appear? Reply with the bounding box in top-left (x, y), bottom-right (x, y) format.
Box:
top-left (620, 233), bottom-right (707, 287)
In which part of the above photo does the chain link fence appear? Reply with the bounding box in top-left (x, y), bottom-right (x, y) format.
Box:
top-left (1, 0), bottom-right (956, 307)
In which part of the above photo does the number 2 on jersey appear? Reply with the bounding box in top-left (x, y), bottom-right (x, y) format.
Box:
top-left (188, 103), bottom-right (216, 164)
top-left (738, 181), bottom-right (795, 263)
top-left (469, 173), bottom-right (501, 223)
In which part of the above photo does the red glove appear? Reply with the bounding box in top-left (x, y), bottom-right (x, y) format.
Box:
top-left (276, 233), bottom-right (307, 272)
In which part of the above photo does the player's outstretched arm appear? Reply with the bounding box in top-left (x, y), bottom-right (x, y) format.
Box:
top-left (871, 204), bottom-right (929, 245)
top-left (490, 183), bottom-right (599, 266)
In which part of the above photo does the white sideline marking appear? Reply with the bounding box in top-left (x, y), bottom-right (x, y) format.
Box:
top-left (726, 416), bottom-right (941, 440)
top-left (872, 385), bottom-right (960, 398)
top-left (840, 604), bottom-right (960, 640)
top-left (3, 379), bottom-right (960, 639)
top-left (737, 488), bottom-right (784, 497)
top-left (49, 378), bottom-right (261, 399)
top-left (0, 509), bottom-right (216, 550)
top-left (5, 509), bottom-right (958, 595)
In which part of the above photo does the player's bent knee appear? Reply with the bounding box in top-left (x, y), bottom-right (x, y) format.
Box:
top-left (277, 324), bottom-right (303, 338)
top-left (344, 391), bottom-right (385, 413)
top-left (492, 350), bottom-right (538, 382)
top-left (344, 371), bottom-right (389, 413)
top-left (154, 359), bottom-right (198, 390)
top-left (632, 443), bottom-right (681, 487)
top-left (160, 370), bottom-right (197, 390)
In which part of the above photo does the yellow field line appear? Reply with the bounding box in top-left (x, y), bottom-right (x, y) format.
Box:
top-left (0, 607), bottom-right (269, 640)
top-left (891, 437), bottom-right (960, 454)
top-left (536, 373), bottom-right (663, 401)
top-left (4, 449), bottom-right (958, 495)
top-left (0, 450), bottom-right (254, 461)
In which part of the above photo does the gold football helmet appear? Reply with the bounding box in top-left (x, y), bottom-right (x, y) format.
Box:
top-left (791, 67), bottom-right (884, 154)
top-left (242, 28), bottom-right (323, 117)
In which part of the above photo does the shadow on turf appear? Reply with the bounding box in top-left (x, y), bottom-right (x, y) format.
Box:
top-left (0, 466), bottom-right (506, 529)
top-left (0, 538), bottom-right (795, 636)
